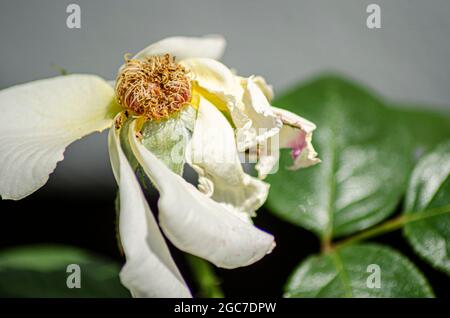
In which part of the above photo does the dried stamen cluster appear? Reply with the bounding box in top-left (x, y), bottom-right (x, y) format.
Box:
top-left (115, 54), bottom-right (191, 120)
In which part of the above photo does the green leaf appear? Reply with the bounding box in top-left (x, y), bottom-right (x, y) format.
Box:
top-left (141, 106), bottom-right (196, 175)
top-left (285, 244), bottom-right (433, 298)
top-left (185, 254), bottom-right (224, 298)
top-left (393, 105), bottom-right (450, 158)
top-left (404, 140), bottom-right (450, 275)
top-left (0, 245), bottom-right (130, 297)
top-left (267, 75), bottom-right (413, 238)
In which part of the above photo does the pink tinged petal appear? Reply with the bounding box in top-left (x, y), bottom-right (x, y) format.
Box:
top-left (128, 121), bottom-right (275, 269)
top-left (287, 130), bottom-right (307, 160)
top-left (272, 106), bottom-right (321, 170)
top-left (108, 124), bottom-right (191, 298)
top-left (134, 35), bottom-right (226, 61)
top-left (0, 75), bottom-right (119, 200)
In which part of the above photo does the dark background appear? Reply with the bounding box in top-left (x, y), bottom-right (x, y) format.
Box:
top-left (1, 181), bottom-right (449, 297)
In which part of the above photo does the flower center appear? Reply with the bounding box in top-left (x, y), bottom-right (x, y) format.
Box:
top-left (115, 54), bottom-right (191, 120)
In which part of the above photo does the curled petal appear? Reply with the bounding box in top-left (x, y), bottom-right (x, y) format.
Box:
top-left (255, 137), bottom-right (280, 179)
top-left (188, 95), bottom-right (269, 215)
top-left (0, 75), bottom-right (119, 200)
top-left (237, 77), bottom-right (282, 151)
top-left (179, 58), bottom-right (248, 127)
top-left (109, 124), bottom-right (191, 298)
top-left (182, 59), bottom-right (282, 152)
top-left (128, 121), bottom-right (275, 269)
top-left (272, 106), bottom-right (321, 170)
top-left (134, 35), bottom-right (226, 61)
top-left (180, 58), bottom-right (243, 99)
top-left (246, 75), bottom-right (274, 101)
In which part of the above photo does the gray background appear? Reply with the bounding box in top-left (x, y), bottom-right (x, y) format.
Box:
top-left (1, 0), bottom-right (449, 192)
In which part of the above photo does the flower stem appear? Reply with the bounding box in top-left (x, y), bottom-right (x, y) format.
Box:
top-left (332, 204), bottom-right (450, 250)
top-left (185, 254), bottom-right (224, 298)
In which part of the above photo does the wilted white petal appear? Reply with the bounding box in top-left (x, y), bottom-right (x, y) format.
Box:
top-left (188, 95), bottom-right (269, 215)
top-left (108, 124), bottom-right (191, 298)
top-left (128, 121), bottom-right (275, 269)
top-left (255, 136), bottom-right (281, 179)
top-left (134, 35), bottom-right (226, 61)
top-left (237, 77), bottom-right (282, 151)
top-left (246, 75), bottom-right (274, 101)
top-left (180, 58), bottom-right (243, 98)
top-left (272, 106), bottom-right (321, 170)
top-left (181, 60), bottom-right (282, 152)
top-left (179, 58), bottom-right (249, 130)
top-left (0, 75), bottom-right (120, 200)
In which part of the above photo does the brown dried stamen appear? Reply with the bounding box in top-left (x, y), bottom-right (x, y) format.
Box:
top-left (115, 54), bottom-right (191, 120)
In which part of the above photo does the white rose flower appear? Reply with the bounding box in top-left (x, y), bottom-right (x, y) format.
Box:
top-left (0, 36), bottom-right (319, 297)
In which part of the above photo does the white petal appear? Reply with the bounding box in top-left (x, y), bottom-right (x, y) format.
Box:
top-left (108, 124), bottom-right (191, 298)
top-left (272, 106), bottom-right (317, 133)
top-left (272, 106), bottom-right (321, 170)
top-left (237, 77), bottom-right (283, 151)
top-left (180, 60), bottom-right (281, 152)
top-left (128, 121), bottom-right (275, 269)
top-left (188, 95), bottom-right (269, 215)
top-left (0, 75), bottom-right (120, 200)
top-left (180, 58), bottom-right (243, 98)
top-left (179, 58), bottom-right (249, 126)
top-left (245, 75), bottom-right (274, 101)
top-left (254, 136), bottom-right (281, 179)
top-left (134, 35), bottom-right (226, 61)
